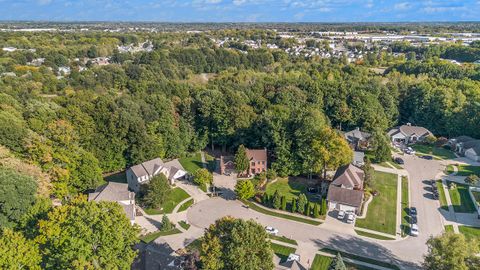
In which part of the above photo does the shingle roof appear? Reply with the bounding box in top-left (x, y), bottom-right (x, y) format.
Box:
top-left (453, 136), bottom-right (475, 143)
top-left (246, 148), bottom-right (267, 161)
top-left (344, 128), bottom-right (372, 142)
top-left (398, 125), bottom-right (432, 137)
top-left (462, 140), bottom-right (480, 149)
top-left (129, 158), bottom-right (164, 178)
top-left (332, 164), bottom-right (364, 189)
top-left (88, 182), bottom-right (134, 202)
top-left (327, 185), bottom-right (364, 208)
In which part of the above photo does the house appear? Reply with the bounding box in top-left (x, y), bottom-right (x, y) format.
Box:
top-left (327, 164), bottom-right (365, 215)
top-left (88, 182), bottom-right (136, 224)
top-left (219, 155), bottom-right (235, 175)
top-left (343, 127), bottom-right (372, 151)
top-left (388, 123), bottom-right (433, 145)
top-left (126, 158), bottom-right (187, 192)
top-left (449, 136), bottom-right (480, 161)
top-left (274, 253), bottom-right (306, 270)
top-left (246, 148), bottom-right (267, 176)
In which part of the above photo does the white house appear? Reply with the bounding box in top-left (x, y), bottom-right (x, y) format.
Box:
top-left (88, 182), bottom-right (136, 224)
top-left (126, 158), bottom-right (187, 192)
top-left (388, 123), bottom-right (433, 145)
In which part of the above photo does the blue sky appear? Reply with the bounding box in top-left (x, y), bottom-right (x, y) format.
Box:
top-left (0, 0), bottom-right (479, 22)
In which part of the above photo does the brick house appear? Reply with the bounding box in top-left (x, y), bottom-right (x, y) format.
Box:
top-left (246, 148), bottom-right (267, 176)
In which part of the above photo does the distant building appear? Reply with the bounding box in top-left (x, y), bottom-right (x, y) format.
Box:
top-left (343, 127), bottom-right (372, 151)
top-left (2, 47), bottom-right (16, 52)
top-left (449, 136), bottom-right (480, 162)
top-left (126, 158), bottom-right (186, 192)
top-left (388, 123), bottom-right (433, 145)
top-left (327, 164), bottom-right (365, 215)
top-left (246, 148), bottom-right (267, 176)
top-left (88, 182), bottom-right (136, 224)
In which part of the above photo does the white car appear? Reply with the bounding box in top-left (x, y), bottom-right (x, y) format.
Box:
top-left (410, 224), bottom-right (419, 236)
top-left (265, 226), bottom-right (279, 235)
top-left (405, 147), bottom-right (416, 155)
top-left (346, 213), bottom-right (356, 224)
top-left (337, 210), bottom-right (346, 220)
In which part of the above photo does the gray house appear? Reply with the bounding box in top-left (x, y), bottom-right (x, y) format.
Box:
top-left (388, 123), bottom-right (433, 145)
top-left (88, 182), bottom-right (136, 224)
top-left (126, 158), bottom-right (187, 192)
top-left (449, 136), bottom-right (480, 162)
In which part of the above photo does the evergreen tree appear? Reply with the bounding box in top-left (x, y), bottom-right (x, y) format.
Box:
top-left (281, 196), bottom-right (287, 211)
top-left (272, 190), bottom-right (281, 209)
top-left (291, 198), bottom-right (297, 213)
top-left (304, 202), bottom-right (311, 216)
top-left (313, 203), bottom-right (320, 218)
top-left (321, 198), bottom-right (328, 216)
top-left (234, 145), bottom-right (250, 176)
top-left (161, 214), bottom-right (173, 231)
top-left (297, 194), bottom-right (307, 214)
top-left (330, 253), bottom-right (346, 270)
top-left (262, 193), bottom-right (269, 206)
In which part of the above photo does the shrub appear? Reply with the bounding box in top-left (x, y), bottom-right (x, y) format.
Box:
top-left (266, 169), bottom-right (277, 181)
top-left (281, 196), bottom-right (287, 211)
top-left (291, 198), bottom-right (297, 213)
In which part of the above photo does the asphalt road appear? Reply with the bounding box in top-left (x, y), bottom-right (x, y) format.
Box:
top-left (186, 154), bottom-right (446, 269)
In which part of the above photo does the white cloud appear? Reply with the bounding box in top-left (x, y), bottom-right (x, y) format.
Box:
top-left (394, 2), bottom-right (411, 11)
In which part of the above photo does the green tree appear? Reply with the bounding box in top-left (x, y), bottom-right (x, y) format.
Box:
top-left (363, 157), bottom-right (374, 187)
top-left (235, 179), bottom-right (255, 200)
top-left (297, 193), bottom-right (307, 214)
top-left (423, 232), bottom-right (479, 270)
top-left (291, 198), bottom-right (297, 213)
top-left (193, 168), bottom-right (213, 190)
top-left (281, 196), bottom-right (287, 211)
top-left (0, 167), bottom-right (37, 228)
top-left (372, 131), bottom-right (391, 163)
top-left (37, 198), bottom-right (139, 270)
top-left (465, 175), bottom-right (479, 186)
top-left (262, 193), bottom-right (269, 206)
top-left (321, 198), bottom-right (327, 216)
top-left (313, 203), bottom-right (320, 218)
top-left (272, 190), bottom-right (281, 210)
top-left (266, 169), bottom-right (277, 181)
top-left (234, 144), bottom-right (250, 176)
top-left (0, 228), bottom-right (41, 270)
top-left (140, 174), bottom-right (171, 209)
top-left (305, 202), bottom-right (311, 216)
top-left (161, 214), bottom-right (173, 231)
top-left (330, 253), bottom-right (347, 270)
top-left (200, 217), bottom-right (274, 270)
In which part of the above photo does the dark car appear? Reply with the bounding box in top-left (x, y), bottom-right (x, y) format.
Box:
top-left (410, 215), bottom-right (418, 224)
top-left (394, 157), bottom-right (404, 165)
top-left (410, 207), bottom-right (418, 217)
top-left (421, 155), bottom-right (433, 160)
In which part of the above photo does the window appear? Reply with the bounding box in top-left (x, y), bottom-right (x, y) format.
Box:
top-left (251, 162), bottom-right (255, 166)
top-left (251, 169), bottom-right (255, 174)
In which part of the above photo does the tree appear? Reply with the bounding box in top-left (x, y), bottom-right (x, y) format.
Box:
top-left (297, 193), bottom-right (307, 214)
top-left (36, 198), bottom-right (139, 270)
top-left (235, 179), bottom-right (255, 200)
top-left (321, 198), bottom-right (327, 216)
top-left (234, 144), bottom-right (250, 176)
top-left (266, 169), bottom-right (277, 181)
top-left (140, 174), bottom-right (171, 209)
top-left (193, 168), bottom-right (213, 190)
top-left (272, 190), bottom-right (281, 210)
top-left (291, 198), bottom-right (297, 213)
top-left (423, 232), bottom-right (480, 270)
top-left (0, 228), bottom-right (41, 270)
top-left (465, 174), bottom-right (479, 186)
top-left (330, 253), bottom-right (347, 270)
top-left (262, 193), bottom-right (269, 206)
top-left (305, 202), bottom-right (311, 216)
top-left (200, 217), bottom-right (274, 270)
top-left (161, 214), bottom-right (173, 231)
top-left (0, 167), bottom-right (37, 228)
top-left (363, 157), bottom-right (374, 187)
top-left (425, 135), bottom-right (437, 145)
top-left (313, 203), bottom-right (320, 218)
top-left (281, 196), bottom-right (287, 211)
top-left (372, 131), bottom-right (391, 163)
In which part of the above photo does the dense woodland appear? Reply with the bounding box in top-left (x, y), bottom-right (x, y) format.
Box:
top-left (0, 27), bottom-right (480, 268)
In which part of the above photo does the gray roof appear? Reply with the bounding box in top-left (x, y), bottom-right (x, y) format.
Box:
top-left (462, 140), bottom-right (480, 149)
top-left (121, 204), bottom-right (135, 221)
top-left (129, 157), bottom-right (164, 178)
top-left (327, 185), bottom-right (364, 208)
top-left (88, 182), bottom-right (134, 202)
top-left (468, 145), bottom-right (480, 155)
top-left (332, 164), bottom-right (364, 189)
top-left (353, 151), bottom-right (365, 165)
top-left (452, 136), bottom-right (475, 143)
top-left (398, 125), bottom-right (432, 137)
top-left (344, 128), bottom-right (371, 142)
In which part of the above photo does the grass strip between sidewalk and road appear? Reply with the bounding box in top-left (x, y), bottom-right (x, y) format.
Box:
top-left (436, 181), bottom-right (449, 211)
top-left (140, 228), bottom-right (182, 243)
top-left (178, 198), bottom-right (194, 212)
top-left (354, 230), bottom-right (396, 240)
top-left (320, 248), bottom-right (400, 270)
top-left (268, 234), bottom-right (298, 245)
top-left (242, 200), bottom-right (322, 226)
top-left (271, 242), bottom-right (296, 263)
top-left (400, 176), bottom-right (410, 237)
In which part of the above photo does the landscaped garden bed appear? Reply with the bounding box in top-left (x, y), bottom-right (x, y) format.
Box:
top-left (355, 171), bottom-right (398, 235)
top-left (242, 200), bottom-right (322, 225)
top-left (446, 181), bottom-right (476, 213)
top-left (400, 176), bottom-right (409, 237)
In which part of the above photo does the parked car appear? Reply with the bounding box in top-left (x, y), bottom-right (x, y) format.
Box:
top-left (410, 207), bottom-right (417, 217)
top-left (404, 147), bottom-right (416, 155)
top-left (346, 213), bottom-right (356, 224)
top-left (394, 157), bottom-right (404, 165)
top-left (265, 226), bottom-right (279, 235)
top-left (410, 224), bottom-right (419, 236)
top-left (337, 210), bottom-right (346, 220)
top-left (421, 155), bottom-right (433, 160)
top-left (411, 215), bottom-right (418, 224)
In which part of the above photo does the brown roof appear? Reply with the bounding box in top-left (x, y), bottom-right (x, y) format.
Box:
top-left (398, 125), bottom-right (432, 137)
top-left (246, 148), bottom-right (267, 161)
top-left (327, 185), bottom-right (364, 208)
top-left (332, 164), bottom-right (364, 189)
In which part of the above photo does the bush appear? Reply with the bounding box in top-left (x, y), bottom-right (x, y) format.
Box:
top-left (291, 198), bottom-right (297, 213)
top-left (313, 203), bottom-right (320, 218)
top-left (272, 190), bottom-right (281, 209)
top-left (235, 179), bottom-right (255, 200)
top-left (281, 196), bottom-right (287, 211)
top-left (266, 169), bottom-right (277, 181)
top-left (161, 214), bottom-right (173, 231)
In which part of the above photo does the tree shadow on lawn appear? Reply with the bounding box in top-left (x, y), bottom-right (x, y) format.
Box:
top-left (313, 235), bottom-right (419, 269)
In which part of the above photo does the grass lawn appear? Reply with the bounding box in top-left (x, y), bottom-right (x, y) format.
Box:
top-left (179, 152), bottom-right (205, 174)
top-left (447, 182), bottom-right (476, 213)
top-left (242, 200), bottom-right (322, 225)
top-left (186, 238), bottom-right (202, 252)
top-left (447, 164), bottom-right (480, 176)
top-left (144, 187), bottom-right (191, 215)
top-left (401, 176), bottom-right (410, 237)
top-left (354, 230), bottom-right (396, 240)
top-left (436, 181), bottom-right (449, 211)
top-left (178, 198), bottom-right (194, 212)
top-left (311, 255), bottom-right (333, 270)
top-left (378, 161), bottom-right (402, 170)
top-left (271, 243), bottom-right (296, 263)
top-left (268, 235), bottom-right (298, 245)
top-left (411, 144), bottom-right (456, 160)
top-left (459, 226), bottom-right (480, 247)
top-left (265, 178), bottom-right (321, 212)
top-left (356, 171), bottom-right (398, 235)
top-left (444, 225), bottom-right (454, 233)
top-left (320, 248), bottom-right (400, 270)
top-left (103, 170), bottom-right (127, 183)
top-left (178, 221), bottom-right (191, 230)
top-left (140, 228), bottom-right (182, 243)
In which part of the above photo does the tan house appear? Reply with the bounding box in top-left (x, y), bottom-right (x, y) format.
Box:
top-left (126, 158), bottom-right (187, 192)
top-left (327, 164), bottom-right (365, 215)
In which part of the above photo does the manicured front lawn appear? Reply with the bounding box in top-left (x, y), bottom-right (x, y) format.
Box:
top-left (178, 198), bottom-right (194, 212)
top-left (411, 144), bottom-right (456, 160)
top-left (448, 164), bottom-right (480, 176)
top-left (140, 228), bottom-right (182, 243)
top-left (311, 255), bottom-right (332, 270)
top-left (436, 181), bottom-right (449, 211)
top-left (356, 171), bottom-right (398, 235)
top-left (144, 187), bottom-right (191, 215)
top-left (320, 248), bottom-right (400, 270)
top-left (270, 243), bottom-right (296, 263)
top-left (268, 235), bottom-right (298, 245)
top-left (447, 182), bottom-right (476, 213)
top-left (459, 226), bottom-right (480, 248)
top-left (401, 176), bottom-right (410, 237)
top-left (179, 152), bottom-right (205, 174)
top-left (242, 200), bottom-right (322, 225)
top-left (266, 178), bottom-right (309, 202)
top-left (178, 221), bottom-right (191, 230)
